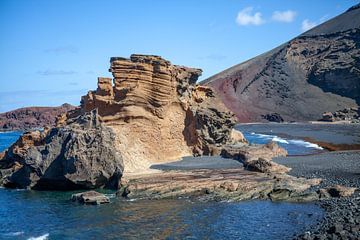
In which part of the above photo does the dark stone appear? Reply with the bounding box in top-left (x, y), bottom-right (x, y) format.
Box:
top-left (0, 109), bottom-right (124, 190)
top-left (327, 224), bottom-right (343, 234)
top-left (71, 191), bottom-right (110, 205)
top-left (268, 188), bottom-right (291, 201)
top-left (261, 113), bottom-right (284, 123)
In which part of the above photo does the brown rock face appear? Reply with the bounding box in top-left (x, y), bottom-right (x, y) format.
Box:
top-left (79, 54), bottom-right (236, 173)
top-left (0, 104), bottom-right (75, 131)
top-left (203, 6), bottom-right (360, 122)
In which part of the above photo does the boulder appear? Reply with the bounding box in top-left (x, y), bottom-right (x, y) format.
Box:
top-left (323, 185), bottom-right (357, 198)
top-left (245, 158), bottom-right (291, 174)
top-left (0, 109), bottom-right (123, 190)
top-left (320, 107), bottom-right (360, 122)
top-left (71, 191), bottom-right (110, 205)
top-left (262, 113), bottom-right (284, 123)
top-left (230, 129), bottom-right (248, 144)
top-left (220, 141), bottom-right (287, 162)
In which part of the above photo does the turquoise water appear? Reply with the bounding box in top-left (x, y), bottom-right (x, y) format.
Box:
top-left (0, 131), bottom-right (324, 239)
top-left (0, 131), bottom-right (22, 152)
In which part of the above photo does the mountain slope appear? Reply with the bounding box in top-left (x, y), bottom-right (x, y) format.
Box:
top-left (0, 104), bottom-right (75, 130)
top-left (203, 5), bottom-right (360, 122)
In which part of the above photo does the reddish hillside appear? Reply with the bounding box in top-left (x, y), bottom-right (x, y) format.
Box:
top-left (0, 104), bottom-right (75, 130)
top-left (203, 5), bottom-right (360, 122)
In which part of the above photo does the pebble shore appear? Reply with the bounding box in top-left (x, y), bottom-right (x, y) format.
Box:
top-left (275, 151), bottom-right (360, 240)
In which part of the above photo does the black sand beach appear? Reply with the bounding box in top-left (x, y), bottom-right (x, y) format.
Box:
top-left (236, 123), bottom-right (360, 145)
top-left (154, 123), bottom-right (360, 239)
top-left (240, 124), bottom-right (360, 239)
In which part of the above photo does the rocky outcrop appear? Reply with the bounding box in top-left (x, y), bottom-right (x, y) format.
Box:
top-left (220, 141), bottom-right (287, 162)
top-left (0, 54), bottom-right (239, 190)
top-left (230, 129), bottom-right (248, 144)
top-left (77, 54), bottom-right (236, 173)
top-left (118, 168), bottom-right (321, 202)
top-left (0, 110), bottom-right (123, 190)
top-left (220, 141), bottom-right (289, 173)
top-left (203, 5), bottom-right (360, 122)
top-left (0, 104), bottom-right (75, 131)
top-left (319, 185), bottom-right (357, 198)
top-left (261, 113), bottom-right (284, 123)
top-left (71, 191), bottom-right (110, 205)
top-left (0, 54), bottom-right (294, 193)
top-left (244, 157), bottom-right (290, 174)
top-left (320, 107), bottom-right (360, 123)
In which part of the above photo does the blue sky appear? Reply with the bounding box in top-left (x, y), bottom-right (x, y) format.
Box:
top-left (0, 0), bottom-right (358, 112)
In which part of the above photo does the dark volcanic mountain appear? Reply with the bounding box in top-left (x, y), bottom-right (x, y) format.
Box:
top-left (0, 104), bottom-right (75, 130)
top-left (203, 5), bottom-right (360, 122)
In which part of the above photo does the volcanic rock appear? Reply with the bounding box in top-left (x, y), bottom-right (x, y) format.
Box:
top-left (203, 6), bottom-right (360, 122)
top-left (78, 54), bottom-right (237, 173)
top-left (0, 104), bottom-right (75, 131)
top-left (322, 185), bottom-right (357, 198)
top-left (71, 191), bottom-right (110, 205)
top-left (261, 113), bottom-right (284, 123)
top-left (230, 129), bottom-right (248, 144)
top-left (220, 141), bottom-right (288, 162)
top-left (320, 107), bottom-right (360, 122)
top-left (118, 167), bottom-right (321, 202)
top-left (0, 109), bottom-right (123, 190)
top-left (245, 157), bottom-right (290, 174)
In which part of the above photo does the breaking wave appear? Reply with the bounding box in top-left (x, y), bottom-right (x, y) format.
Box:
top-left (28, 233), bottom-right (49, 240)
top-left (249, 132), bottom-right (323, 149)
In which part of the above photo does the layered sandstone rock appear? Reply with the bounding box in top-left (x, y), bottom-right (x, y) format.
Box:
top-left (79, 54), bottom-right (236, 173)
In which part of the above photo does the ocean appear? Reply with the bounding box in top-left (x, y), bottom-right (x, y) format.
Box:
top-left (0, 131), bottom-right (323, 240)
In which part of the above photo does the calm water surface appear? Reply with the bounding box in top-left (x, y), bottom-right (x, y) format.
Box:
top-left (0, 131), bottom-right (324, 239)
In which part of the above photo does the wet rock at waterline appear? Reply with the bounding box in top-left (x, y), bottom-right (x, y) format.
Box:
top-left (0, 110), bottom-right (123, 190)
top-left (71, 191), bottom-right (110, 205)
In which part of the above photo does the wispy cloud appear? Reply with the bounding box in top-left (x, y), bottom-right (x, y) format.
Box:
top-left (199, 54), bottom-right (227, 61)
top-left (0, 89), bottom-right (87, 113)
top-left (44, 45), bottom-right (78, 54)
top-left (236, 7), bottom-right (265, 26)
top-left (37, 69), bottom-right (77, 76)
top-left (301, 19), bottom-right (317, 32)
top-left (68, 82), bottom-right (79, 86)
top-left (272, 10), bottom-right (297, 23)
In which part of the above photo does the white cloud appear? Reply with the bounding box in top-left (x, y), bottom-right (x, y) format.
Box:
top-left (236, 7), bottom-right (265, 26)
top-left (272, 10), bottom-right (297, 23)
top-left (301, 19), bottom-right (317, 32)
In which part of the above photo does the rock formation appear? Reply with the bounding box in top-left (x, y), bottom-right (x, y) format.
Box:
top-left (71, 191), bottom-right (110, 205)
top-left (0, 104), bottom-right (75, 131)
top-left (203, 5), bottom-right (360, 122)
top-left (0, 110), bottom-right (123, 190)
top-left (77, 54), bottom-right (236, 173)
top-left (220, 141), bottom-right (289, 173)
top-left (320, 107), bottom-right (360, 123)
top-left (0, 54), bottom-right (238, 189)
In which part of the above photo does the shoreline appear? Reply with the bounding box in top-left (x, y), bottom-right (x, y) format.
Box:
top-left (274, 151), bottom-right (360, 239)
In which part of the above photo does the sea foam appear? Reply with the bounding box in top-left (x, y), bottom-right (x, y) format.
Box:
top-left (249, 132), bottom-right (323, 149)
top-left (3, 231), bottom-right (24, 236)
top-left (28, 233), bottom-right (49, 240)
